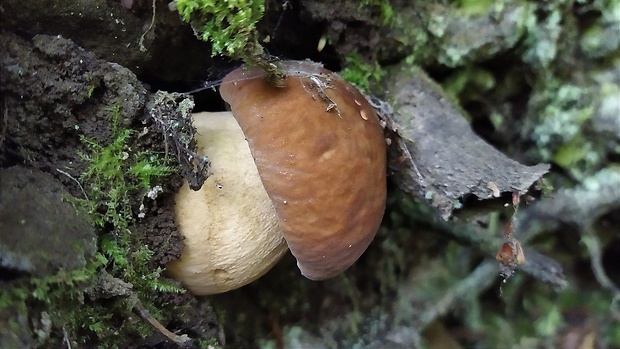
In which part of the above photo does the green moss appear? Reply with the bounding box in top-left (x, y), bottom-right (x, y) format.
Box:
top-left (386, 0), bottom-right (532, 69)
top-left (174, 0), bottom-right (287, 83)
top-left (176, 0), bottom-right (264, 59)
top-left (442, 66), bottom-right (496, 103)
top-left (359, 0), bottom-right (394, 25)
top-left (340, 53), bottom-right (386, 92)
top-left (176, 0), bottom-right (395, 84)
top-left (80, 104), bottom-right (174, 229)
top-left (452, 0), bottom-right (493, 15)
top-left (391, 8), bottom-right (432, 66)
top-left (477, 273), bottom-right (619, 348)
top-left (552, 138), bottom-right (592, 168)
top-left (2, 104), bottom-right (184, 347)
top-left (579, 0), bottom-right (620, 58)
top-left (87, 85), bottom-right (95, 97)
top-left (77, 105), bottom-right (183, 344)
top-left (79, 102), bottom-right (180, 288)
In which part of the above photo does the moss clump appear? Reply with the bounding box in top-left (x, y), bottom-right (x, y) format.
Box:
top-left (175, 0), bottom-right (285, 84)
top-left (78, 101), bottom-right (181, 294)
top-left (359, 0), bottom-right (394, 25)
top-left (176, 0), bottom-right (265, 60)
top-left (80, 104), bottom-right (174, 230)
top-left (340, 53), bottom-right (387, 92)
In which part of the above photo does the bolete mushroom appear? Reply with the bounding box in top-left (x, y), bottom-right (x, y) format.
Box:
top-left (167, 60), bottom-right (387, 295)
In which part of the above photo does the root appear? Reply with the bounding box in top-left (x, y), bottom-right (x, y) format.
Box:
top-left (133, 296), bottom-right (192, 346)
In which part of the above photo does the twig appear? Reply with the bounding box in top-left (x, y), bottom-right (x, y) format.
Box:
top-left (409, 200), bottom-right (567, 289)
top-left (269, 308), bottom-right (284, 349)
top-left (581, 227), bottom-right (620, 295)
top-left (385, 259), bottom-right (498, 346)
top-left (519, 248), bottom-right (567, 291)
top-left (0, 103), bottom-right (8, 149)
top-left (62, 327), bottom-right (72, 349)
top-left (415, 259), bottom-right (498, 327)
top-left (581, 227), bottom-right (620, 321)
top-left (138, 0), bottom-right (157, 52)
top-left (56, 168), bottom-right (89, 200)
top-left (133, 297), bottom-right (191, 346)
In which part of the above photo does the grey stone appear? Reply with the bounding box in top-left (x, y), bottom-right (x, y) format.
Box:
top-left (0, 166), bottom-right (96, 276)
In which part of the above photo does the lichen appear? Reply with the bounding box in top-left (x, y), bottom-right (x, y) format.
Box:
top-left (530, 83), bottom-right (593, 149)
top-left (521, 6), bottom-right (563, 70)
top-left (385, 0), bottom-right (532, 68)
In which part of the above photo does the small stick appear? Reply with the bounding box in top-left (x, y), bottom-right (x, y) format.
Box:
top-left (138, 0), bottom-right (157, 52)
top-left (0, 104), bottom-right (8, 149)
top-left (581, 227), bottom-right (620, 295)
top-left (56, 168), bottom-right (89, 200)
top-left (133, 297), bottom-right (191, 346)
top-left (62, 327), bottom-right (72, 349)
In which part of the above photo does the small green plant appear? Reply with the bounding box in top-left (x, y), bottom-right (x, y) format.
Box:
top-left (176, 0), bottom-right (265, 59)
top-left (175, 0), bottom-right (286, 85)
top-left (79, 102), bottom-right (179, 292)
top-left (80, 104), bottom-right (174, 229)
top-left (340, 53), bottom-right (386, 92)
top-left (0, 259), bottom-right (103, 346)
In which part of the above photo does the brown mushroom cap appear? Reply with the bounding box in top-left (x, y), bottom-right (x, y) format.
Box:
top-left (220, 60), bottom-right (387, 280)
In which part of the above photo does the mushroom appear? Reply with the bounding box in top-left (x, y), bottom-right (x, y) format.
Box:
top-left (166, 60), bottom-right (387, 295)
top-left (166, 111), bottom-right (289, 295)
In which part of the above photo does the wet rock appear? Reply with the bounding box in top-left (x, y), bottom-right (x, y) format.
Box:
top-left (0, 166), bottom-right (96, 277)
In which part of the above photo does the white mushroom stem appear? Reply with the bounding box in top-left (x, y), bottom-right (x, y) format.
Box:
top-left (166, 112), bottom-right (288, 295)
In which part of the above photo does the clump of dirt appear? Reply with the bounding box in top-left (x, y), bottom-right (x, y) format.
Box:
top-left (1, 31), bottom-right (144, 180)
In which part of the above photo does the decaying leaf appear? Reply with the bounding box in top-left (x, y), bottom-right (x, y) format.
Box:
top-left (380, 66), bottom-right (549, 219)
